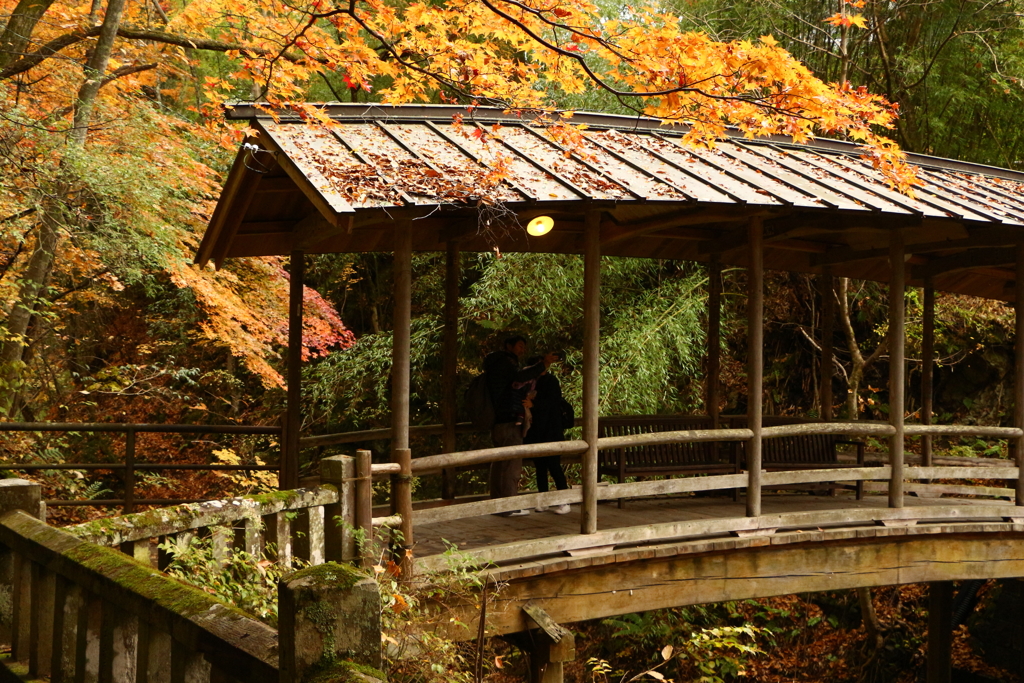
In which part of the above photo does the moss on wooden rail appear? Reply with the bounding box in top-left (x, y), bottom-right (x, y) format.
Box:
top-left (67, 486), bottom-right (338, 546)
top-left (0, 510), bottom-right (278, 679)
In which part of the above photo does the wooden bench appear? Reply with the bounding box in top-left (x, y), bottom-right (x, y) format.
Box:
top-left (597, 415), bottom-right (865, 502)
top-left (597, 416), bottom-right (739, 506)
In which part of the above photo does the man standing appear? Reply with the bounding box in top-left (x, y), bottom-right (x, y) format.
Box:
top-left (484, 336), bottom-right (555, 514)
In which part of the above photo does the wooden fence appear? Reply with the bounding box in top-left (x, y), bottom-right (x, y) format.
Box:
top-left (0, 458), bottom-right (383, 683)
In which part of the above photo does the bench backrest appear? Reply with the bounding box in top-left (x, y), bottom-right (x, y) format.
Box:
top-left (725, 416), bottom-right (839, 465)
top-left (597, 415), bottom-right (724, 468)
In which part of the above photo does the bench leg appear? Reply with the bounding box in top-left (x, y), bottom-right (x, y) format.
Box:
top-left (618, 449), bottom-right (626, 509)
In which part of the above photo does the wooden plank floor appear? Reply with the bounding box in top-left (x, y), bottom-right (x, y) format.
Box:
top-left (414, 492), bottom-right (1005, 560)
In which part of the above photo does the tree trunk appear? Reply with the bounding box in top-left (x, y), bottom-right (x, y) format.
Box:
top-left (0, 0), bottom-right (58, 72)
top-left (0, 199), bottom-right (60, 415)
top-left (858, 586), bottom-right (884, 651)
top-left (71, 0), bottom-right (128, 147)
top-left (838, 277), bottom-right (889, 419)
top-left (0, 0), bottom-right (127, 413)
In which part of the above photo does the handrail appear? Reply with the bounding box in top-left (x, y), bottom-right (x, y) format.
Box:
top-left (596, 428), bottom-right (753, 450)
top-left (761, 422), bottom-right (897, 439)
top-left (408, 440), bottom-right (589, 474)
top-left (299, 422), bottom-right (476, 448)
top-left (67, 486), bottom-right (338, 546)
top-left (1, 509), bottom-right (279, 681)
top-left (0, 421), bottom-right (281, 512)
top-left (903, 424), bottom-right (1023, 438)
top-left (0, 422), bottom-right (280, 434)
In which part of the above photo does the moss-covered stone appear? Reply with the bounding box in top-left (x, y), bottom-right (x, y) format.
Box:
top-left (279, 562), bottom-right (382, 680)
top-left (286, 561), bottom-right (367, 591)
top-left (301, 659), bottom-right (387, 683)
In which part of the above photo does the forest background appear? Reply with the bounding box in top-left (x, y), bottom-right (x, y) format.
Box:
top-left (2, 0), bottom-right (1024, 678)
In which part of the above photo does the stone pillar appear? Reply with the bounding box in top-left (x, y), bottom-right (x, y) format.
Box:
top-left (0, 479), bottom-right (42, 650)
top-left (0, 479), bottom-right (43, 519)
top-left (321, 455), bottom-right (357, 563)
top-left (278, 562), bottom-right (382, 683)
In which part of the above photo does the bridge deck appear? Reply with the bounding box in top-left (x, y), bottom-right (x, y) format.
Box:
top-left (415, 492), bottom-right (1007, 566)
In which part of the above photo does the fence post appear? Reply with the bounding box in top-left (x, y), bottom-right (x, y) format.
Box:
top-left (355, 450), bottom-right (373, 568)
top-left (321, 455), bottom-right (356, 564)
top-left (278, 563), bottom-right (382, 683)
top-left (123, 428), bottom-right (136, 515)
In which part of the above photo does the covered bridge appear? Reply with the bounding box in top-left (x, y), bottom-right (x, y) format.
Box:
top-left (196, 103), bottom-right (1024, 681)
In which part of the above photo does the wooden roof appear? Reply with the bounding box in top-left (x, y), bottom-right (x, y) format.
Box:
top-left (197, 104), bottom-right (1024, 301)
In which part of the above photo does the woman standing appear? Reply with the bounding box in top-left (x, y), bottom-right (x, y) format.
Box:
top-left (523, 355), bottom-right (572, 514)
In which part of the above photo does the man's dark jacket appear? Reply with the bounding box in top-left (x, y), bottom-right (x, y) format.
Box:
top-left (483, 350), bottom-right (545, 425)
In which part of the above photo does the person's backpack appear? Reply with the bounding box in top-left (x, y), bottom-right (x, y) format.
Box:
top-left (560, 398), bottom-right (575, 431)
top-left (464, 373), bottom-right (496, 430)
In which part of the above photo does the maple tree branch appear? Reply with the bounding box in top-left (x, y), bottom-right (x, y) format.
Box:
top-left (0, 207), bottom-right (35, 224)
top-left (0, 24), bottom-right (307, 82)
top-left (99, 62), bottom-right (156, 87)
top-left (477, 0), bottom-right (821, 117)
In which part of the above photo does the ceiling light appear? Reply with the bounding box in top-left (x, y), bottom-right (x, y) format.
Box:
top-left (527, 216), bottom-right (554, 236)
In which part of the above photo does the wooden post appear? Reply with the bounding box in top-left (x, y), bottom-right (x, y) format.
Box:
top-left (927, 581), bottom-right (953, 683)
top-left (746, 217), bottom-right (764, 518)
top-left (282, 249), bottom-right (304, 490)
top-left (123, 428), bottom-right (135, 514)
top-left (441, 240), bottom-right (460, 500)
top-left (581, 210), bottom-right (601, 535)
top-left (889, 230), bottom-right (906, 508)
top-left (391, 220), bottom-right (412, 516)
top-left (395, 447), bottom-right (414, 578)
top-left (355, 449), bottom-right (373, 568)
top-left (922, 277), bottom-right (935, 467)
top-left (1015, 243), bottom-right (1024, 506)
top-left (707, 254), bottom-right (722, 428)
top-left (820, 268), bottom-right (835, 422)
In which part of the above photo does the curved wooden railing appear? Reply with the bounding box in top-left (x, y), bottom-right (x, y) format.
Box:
top-left (332, 420), bottom-right (1021, 568)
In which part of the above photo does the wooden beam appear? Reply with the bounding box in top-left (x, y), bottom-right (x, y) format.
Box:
top-left (746, 217), bottom-right (764, 518)
top-left (293, 212), bottom-right (353, 251)
top-left (889, 230), bottom-right (906, 508)
top-left (699, 224), bottom-right (749, 254)
top-left (281, 250), bottom-right (304, 490)
top-left (813, 226), bottom-right (1015, 268)
top-left (447, 531), bottom-right (1024, 639)
top-left (395, 447), bottom-right (414, 578)
top-left (1015, 242), bottom-right (1024, 506)
top-left (913, 247), bottom-right (1015, 279)
top-left (582, 210), bottom-right (601, 535)
top-left (813, 245), bottom-right (888, 267)
top-left (197, 140), bottom-right (266, 268)
top-left (927, 582), bottom-right (953, 683)
top-left (766, 238), bottom-right (830, 254)
top-left (763, 212), bottom-right (911, 238)
top-left (255, 176), bottom-right (301, 193)
top-left (707, 254), bottom-right (722, 428)
top-left (523, 603), bottom-right (572, 644)
top-left (392, 220), bottom-right (413, 505)
top-left (820, 268), bottom-right (834, 421)
top-left (922, 278), bottom-right (935, 466)
top-left (441, 241), bottom-right (460, 500)
top-left (902, 228), bottom-right (1016, 254)
top-left (600, 208), bottom-right (751, 247)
